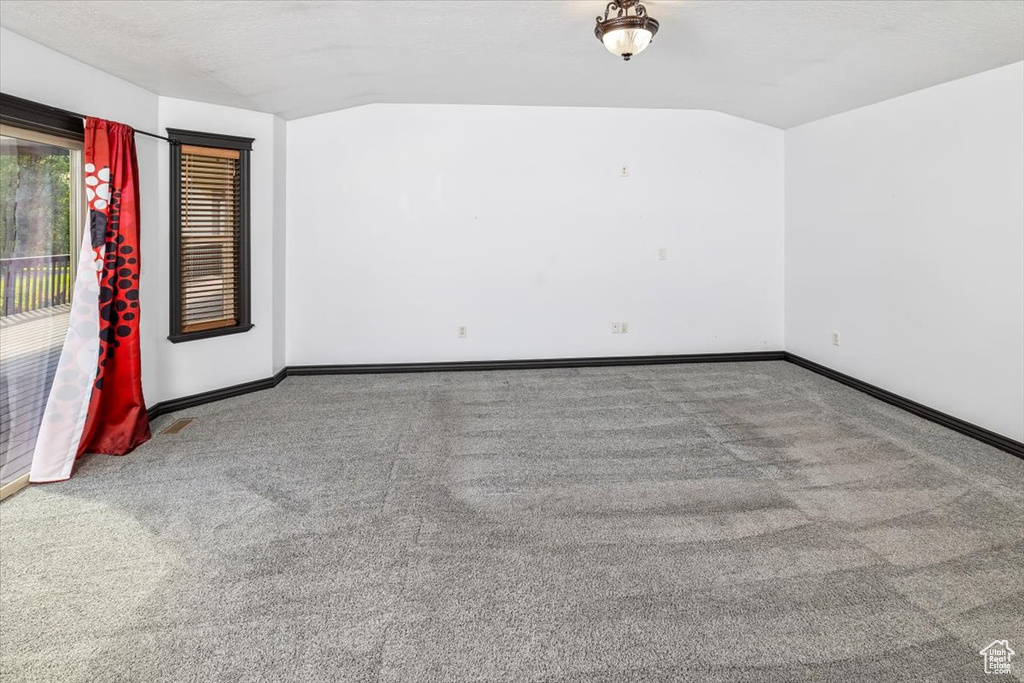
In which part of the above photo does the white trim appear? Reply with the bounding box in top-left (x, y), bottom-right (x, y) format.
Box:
top-left (0, 123), bottom-right (84, 150)
top-left (0, 473), bottom-right (30, 501)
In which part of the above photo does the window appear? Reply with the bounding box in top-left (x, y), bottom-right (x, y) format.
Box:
top-left (168, 128), bottom-right (253, 342)
top-left (0, 93), bottom-right (84, 495)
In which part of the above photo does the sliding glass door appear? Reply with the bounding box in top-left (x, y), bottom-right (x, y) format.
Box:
top-left (0, 124), bottom-right (83, 493)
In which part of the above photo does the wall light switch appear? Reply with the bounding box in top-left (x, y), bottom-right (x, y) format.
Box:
top-left (611, 323), bottom-right (622, 334)
top-left (458, 326), bottom-right (467, 339)
top-left (832, 331), bottom-right (841, 346)
top-left (621, 165), bottom-right (629, 177)
top-left (658, 248), bottom-right (668, 261)
top-left (621, 321), bottom-right (629, 334)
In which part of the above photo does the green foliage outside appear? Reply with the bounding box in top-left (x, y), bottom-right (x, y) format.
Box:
top-left (0, 138), bottom-right (73, 259)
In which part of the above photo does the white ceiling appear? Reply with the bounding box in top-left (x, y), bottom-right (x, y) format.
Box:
top-left (1, 0), bottom-right (1022, 128)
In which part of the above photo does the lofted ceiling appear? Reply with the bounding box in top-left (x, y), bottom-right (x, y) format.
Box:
top-left (1, 0), bottom-right (1022, 128)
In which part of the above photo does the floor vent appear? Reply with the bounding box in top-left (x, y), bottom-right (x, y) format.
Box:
top-left (161, 418), bottom-right (194, 435)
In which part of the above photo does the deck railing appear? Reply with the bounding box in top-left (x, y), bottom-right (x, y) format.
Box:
top-left (0, 255), bottom-right (73, 317)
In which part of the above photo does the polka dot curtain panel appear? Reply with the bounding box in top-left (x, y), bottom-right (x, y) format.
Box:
top-left (30, 119), bottom-right (150, 482)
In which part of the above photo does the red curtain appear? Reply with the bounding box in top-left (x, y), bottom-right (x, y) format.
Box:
top-left (77, 118), bottom-right (150, 455)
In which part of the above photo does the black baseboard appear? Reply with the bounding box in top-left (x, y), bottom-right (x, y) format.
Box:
top-left (147, 368), bottom-right (287, 421)
top-left (287, 351), bottom-right (786, 376)
top-left (785, 353), bottom-right (1023, 459)
top-left (146, 352), bottom-right (781, 419)
top-left (144, 351), bottom-right (1023, 460)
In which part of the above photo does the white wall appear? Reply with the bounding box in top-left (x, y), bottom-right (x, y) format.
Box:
top-left (6, 25), bottom-right (1021, 442)
top-left (785, 62), bottom-right (1024, 441)
top-left (1, 29), bottom-right (286, 405)
top-left (272, 115), bottom-right (287, 373)
top-left (153, 98), bottom-right (285, 401)
top-left (0, 28), bottom-right (164, 402)
top-left (286, 104), bottom-right (785, 365)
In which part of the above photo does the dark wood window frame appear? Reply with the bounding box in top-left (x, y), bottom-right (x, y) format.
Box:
top-left (168, 128), bottom-right (254, 343)
top-left (0, 92), bottom-right (85, 141)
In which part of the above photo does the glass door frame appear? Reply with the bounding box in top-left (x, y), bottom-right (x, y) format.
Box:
top-left (0, 123), bottom-right (85, 499)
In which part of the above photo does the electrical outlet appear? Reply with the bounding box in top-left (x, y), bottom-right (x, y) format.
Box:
top-left (621, 321), bottom-right (628, 334)
top-left (458, 325), bottom-right (467, 339)
top-left (658, 248), bottom-right (667, 261)
top-left (621, 165), bottom-right (629, 177)
top-left (832, 330), bottom-right (841, 346)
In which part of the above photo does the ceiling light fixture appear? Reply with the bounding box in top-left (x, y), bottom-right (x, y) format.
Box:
top-left (594, 0), bottom-right (660, 61)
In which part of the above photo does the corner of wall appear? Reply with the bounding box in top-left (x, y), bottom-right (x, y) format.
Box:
top-left (272, 115), bottom-right (287, 373)
top-left (780, 128), bottom-right (787, 352)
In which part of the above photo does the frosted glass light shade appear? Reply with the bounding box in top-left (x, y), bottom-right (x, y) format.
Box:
top-left (602, 27), bottom-right (653, 60)
top-left (593, 2), bottom-right (659, 61)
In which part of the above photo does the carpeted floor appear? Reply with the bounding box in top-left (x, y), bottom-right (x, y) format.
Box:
top-left (1, 361), bottom-right (1022, 682)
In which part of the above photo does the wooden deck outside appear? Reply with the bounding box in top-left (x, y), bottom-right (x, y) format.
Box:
top-left (0, 305), bottom-right (70, 486)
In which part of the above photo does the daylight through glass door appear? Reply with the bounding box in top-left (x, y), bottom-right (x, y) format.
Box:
top-left (0, 124), bottom-right (83, 492)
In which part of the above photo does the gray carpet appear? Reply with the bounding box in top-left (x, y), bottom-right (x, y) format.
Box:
top-left (1, 361), bottom-right (1022, 682)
